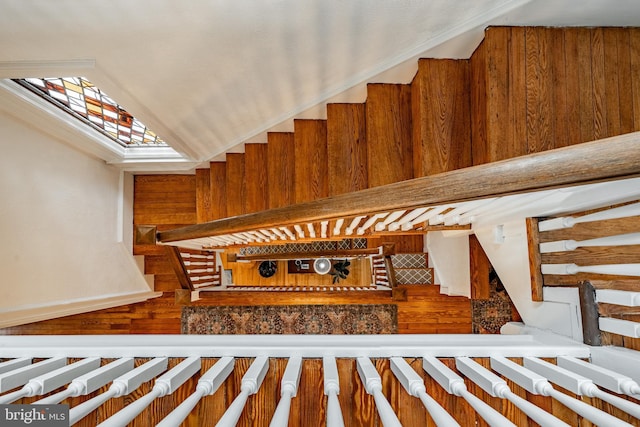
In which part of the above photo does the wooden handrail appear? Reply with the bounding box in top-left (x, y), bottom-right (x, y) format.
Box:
top-left (165, 246), bottom-right (195, 291)
top-left (384, 256), bottom-right (397, 288)
top-left (158, 133), bottom-right (640, 243)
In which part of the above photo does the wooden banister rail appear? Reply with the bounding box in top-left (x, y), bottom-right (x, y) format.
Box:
top-left (158, 133), bottom-right (640, 243)
top-left (165, 246), bottom-right (195, 291)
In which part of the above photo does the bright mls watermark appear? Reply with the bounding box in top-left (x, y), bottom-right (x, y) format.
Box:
top-left (1, 405), bottom-right (68, 426)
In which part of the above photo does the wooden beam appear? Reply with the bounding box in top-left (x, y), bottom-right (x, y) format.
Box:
top-left (158, 132), bottom-right (640, 243)
top-left (526, 217), bottom-right (545, 302)
top-left (164, 246), bottom-right (195, 291)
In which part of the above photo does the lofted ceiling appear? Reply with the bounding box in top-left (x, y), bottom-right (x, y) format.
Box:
top-left (0, 0), bottom-right (639, 169)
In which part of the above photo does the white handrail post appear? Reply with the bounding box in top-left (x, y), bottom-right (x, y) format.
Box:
top-left (422, 356), bottom-right (516, 427)
top-left (215, 356), bottom-right (269, 427)
top-left (269, 356), bottom-right (302, 427)
top-left (69, 357), bottom-right (168, 426)
top-left (455, 357), bottom-right (568, 427)
top-left (0, 357), bottom-right (66, 396)
top-left (157, 356), bottom-right (235, 427)
top-left (491, 356), bottom-right (633, 427)
top-left (3, 356), bottom-right (95, 404)
top-left (557, 355), bottom-right (640, 396)
top-left (323, 356), bottom-right (345, 427)
top-left (97, 356), bottom-right (201, 427)
top-left (35, 357), bottom-right (134, 405)
top-left (356, 357), bottom-right (402, 427)
top-left (390, 357), bottom-right (459, 427)
top-left (524, 357), bottom-right (640, 420)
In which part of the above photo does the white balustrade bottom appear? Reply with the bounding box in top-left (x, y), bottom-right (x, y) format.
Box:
top-left (0, 331), bottom-right (639, 426)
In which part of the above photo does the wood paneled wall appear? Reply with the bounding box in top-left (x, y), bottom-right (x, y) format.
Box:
top-left (474, 26), bottom-right (640, 164)
top-left (132, 175), bottom-right (198, 292)
top-left (411, 59), bottom-right (472, 176)
top-left (366, 84), bottom-right (413, 187)
top-left (326, 103), bottom-right (368, 196)
top-left (294, 119), bottom-right (328, 203)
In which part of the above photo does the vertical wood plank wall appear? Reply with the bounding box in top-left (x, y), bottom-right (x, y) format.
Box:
top-left (476, 26), bottom-right (640, 164)
top-left (244, 143), bottom-right (269, 214)
top-left (326, 103), bottom-right (368, 196)
top-left (267, 132), bottom-right (295, 209)
top-left (293, 119), bottom-right (328, 203)
top-left (366, 83), bottom-right (413, 187)
top-left (411, 59), bottom-right (472, 176)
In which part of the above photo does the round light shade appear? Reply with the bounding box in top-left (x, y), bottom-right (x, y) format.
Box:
top-left (313, 258), bottom-right (332, 275)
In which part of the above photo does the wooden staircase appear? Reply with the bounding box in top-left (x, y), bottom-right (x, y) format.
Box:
top-left (134, 26), bottom-right (640, 301)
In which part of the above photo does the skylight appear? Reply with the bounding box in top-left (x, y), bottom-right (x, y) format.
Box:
top-left (14, 77), bottom-right (167, 148)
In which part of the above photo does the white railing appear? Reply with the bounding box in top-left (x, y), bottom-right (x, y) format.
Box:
top-left (1, 329), bottom-right (640, 426)
top-left (162, 177), bottom-right (640, 253)
top-left (180, 250), bottom-right (222, 289)
top-left (538, 200), bottom-right (640, 340)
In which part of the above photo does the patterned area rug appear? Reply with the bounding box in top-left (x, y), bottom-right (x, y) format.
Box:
top-left (182, 304), bottom-right (397, 334)
top-left (472, 269), bottom-right (522, 334)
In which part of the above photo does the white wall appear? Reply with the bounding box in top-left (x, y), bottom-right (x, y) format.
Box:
top-left (0, 111), bottom-right (158, 328)
top-left (473, 220), bottom-right (579, 339)
top-left (426, 231), bottom-right (471, 297)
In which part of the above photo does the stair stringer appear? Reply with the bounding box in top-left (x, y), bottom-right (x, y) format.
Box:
top-left (425, 230), bottom-right (471, 297)
top-left (472, 219), bottom-right (582, 340)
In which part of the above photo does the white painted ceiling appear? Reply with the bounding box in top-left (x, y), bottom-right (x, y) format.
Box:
top-left (0, 0), bottom-right (639, 168)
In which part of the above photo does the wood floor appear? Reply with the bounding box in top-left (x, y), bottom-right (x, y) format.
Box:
top-left (0, 284), bottom-right (471, 335)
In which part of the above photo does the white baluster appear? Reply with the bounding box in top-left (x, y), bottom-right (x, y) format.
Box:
top-left (389, 207), bottom-right (428, 231)
top-left (0, 358), bottom-right (31, 375)
top-left (294, 224), bottom-right (305, 239)
top-left (320, 221), bottom-right (329, 238)
top-left (280, 227), bottom-right (296, 240)
top-left (375, 210), bottom-right (406, 231)
top-left (69, 357), bottom-right (167, 426)
top-left (1, 358), bottom-right (97, 404)
top-left (270, 228), bottom-right (287, 240)
top-left (333, 218), bottom-right (345, 236)
top-left (307, 223), bottom-right (316, 239)
top-left (98, 356), bottom-right (200, 427)
top-left (524, 356), bottom-right (640, 419)
top-left (491, 356), bottom-right (632, 427)
top-left (158, 357), bottom-right (235, 427)
top-left (35, 358), bottom-right (133, 405)
top-left (596, 289), bottom-right (640, 307)
top-left (323, 356), bottom-right (345, 427)
top-left (270, 356), bottom-right (302, 427)
top-left (441, 201), bottom-right (491, 226)
top-left (423, 356), bottom-right (516, 427)
top-left (557, 355), bottom-right (640, 396)
top-left (404, 206), bottom-right (448, 230)
top-left (540, 232), bottom-right (640, 253)
top-left (216, 356), bottom-right (269, 427)
top-left (417, 205), bottom-right (449, 225)
top-left (600, 316), bottom-right (640, 338)
top-left (357, 213), bottom-right (388, 235)
top-left (244, 232), bottom-right (262, 243)
top-left (260, 229), bottom-right (277, 240)
top-left (538, 202), bottom-right (640, 231)
top-left (345, 216), bottom-right (365, 236)
top-left (0, 357), bottom-right (66, 395)
top-left (455, 357), bottom-right (568, 427)
top-left (356, 357), bottom-right (402, 427)
top-left (226, 233), bottom-right (245, 244)
top-left (390, 357), bottom-right (459, 426)
top-left (541, 263), bottom-right (640, 277)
